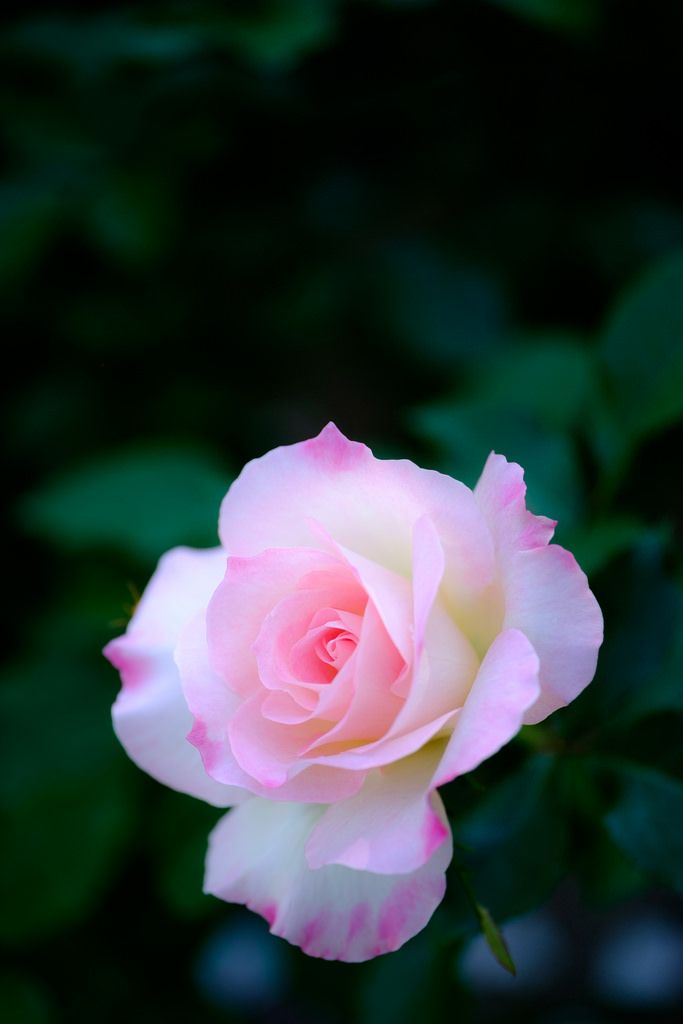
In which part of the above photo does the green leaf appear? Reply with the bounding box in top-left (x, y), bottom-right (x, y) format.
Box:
top-left (0, 646), bottom-right (137, 943)
top-left (5, 15), bottom-right (205, 75)
top-left (85, 170), bottom-right (175, 269)
top-left (151, 792), bottom-right (221, 919)
top-left (212, 0), bottom-right (340, 69)
top-left (577, 826), bottom-right (648, 908)
top-left (467, 333), bottom-right (597, 431)
top-left (637, 640), bottom-right (683, 717)
top-left (20, 443), bottom-right (231, 561)
top-left (488, 0), bottom-right (599, 33)
top-left (0, 182), bottom-right (62, 287)
top-left (356, 925), bottom-right (459, 1024)
top-left (477, 907), bottom-right (516, 975)
top-left (7, 3), bottom-right (339, 76)
top-left (606, 767), bottom-right (683, 893)
top-left (601, 252), bottom-right (683, 443)
top-left (378, 243), bottom-right (506, 367)
top-left (566, 517), bottom-right (644, 576)
top-left (454, 755), bottom-right (566, 921)
top-left (568, 541), bottom-right (680, 731)
top-left (449, 854), bottom-right (516, 972)
top-left (0, 974), bottom-right (53, 1024)
top-left (0, 773), bottom-right (134, 945)
top-left (411, 400), bottom-right (583, 526)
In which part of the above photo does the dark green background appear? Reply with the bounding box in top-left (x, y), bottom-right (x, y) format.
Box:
top-left (2, 1), bottom-right (683, 1021)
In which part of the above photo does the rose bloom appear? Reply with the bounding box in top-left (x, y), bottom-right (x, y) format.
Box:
top-left (104, 424), bottom-right (602, 962)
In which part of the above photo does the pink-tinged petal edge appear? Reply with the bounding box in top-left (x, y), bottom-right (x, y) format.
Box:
top-left (218, 424), bottom-right (496, 604)
top-left (504, 545), bottom-right (604, 724)
top-left (177, 611), bottom-right (367, 805)
top-left (304, 742), bottom-right (449, 875)
top-left (104, 546), bottom-right (243, 807)
top-left (433, 628), bottom-right (541, 788)
top-left (474, 451), bottom-right (556, 556)
top-left (204, 795), bottom-right (452, 962)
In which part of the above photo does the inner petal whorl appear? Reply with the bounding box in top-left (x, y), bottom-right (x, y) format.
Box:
top-left (290, 613), bottom-right (360, 683)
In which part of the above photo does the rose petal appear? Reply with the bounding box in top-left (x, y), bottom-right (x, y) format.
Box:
top-left (113, 545), bottom-right (228, 649)
top-left (218, 423), bottom-right (496, 621)
top-left (307, 522), bottom-right (413, 663)
top-left (176, 610), bottom-right (252, 786)
top-left (253, 588), bottom-right (363, 694)
top-left (475, 451), bottom-right (556, 558)
top-left (386, 516), bottom-right (479, 726)
top-left (204, 795), bottom-right (452, 962)
top-left (104, 546), bottom-right (241, 806)
top-left (206, 546), bottom-right (361, 698)
top-left (304, 516), bottom-right (478, 768)
top-left (228, 694), bottom-right (328, 787)
top-left (433, 628), bottom-right (541, 787)
top-left (301, 708), bottom-right (457, 772)
top-left (305, 743), bottom-right (448, 875)
top-left (503, 546), bottom-right (604, 723)
top-left (303, 601), bottom-right (405, 754)
top-left (179, 614), bottom-right (365, 803)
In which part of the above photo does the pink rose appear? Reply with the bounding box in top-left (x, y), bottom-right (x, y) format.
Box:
top-left (104, 424), bottom-right (603, 962)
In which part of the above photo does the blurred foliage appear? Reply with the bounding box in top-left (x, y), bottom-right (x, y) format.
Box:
top-left (20, 444), bottom-right (231, 559)
top-left (2, 0), bottom-right (683, 1022)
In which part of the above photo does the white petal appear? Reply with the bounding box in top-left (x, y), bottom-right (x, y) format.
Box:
top-left (204, 795), bottom-right (452, 962)
top-left (305, 745), bottom-right (448, 875)
top-left (105, 546), bottom-right (241, 806)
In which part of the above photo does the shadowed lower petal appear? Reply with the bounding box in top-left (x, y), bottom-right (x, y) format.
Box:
top-left (204, 795), bottom-right (452, 962)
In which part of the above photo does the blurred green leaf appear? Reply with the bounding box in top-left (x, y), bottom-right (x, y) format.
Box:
top-left (577, 825), bottom-right (648, 908)
top-left (411, 399), bottom-right (583, 526)
top-left (568, 539), bottom-right (679, 732)
top-left (5, 15), bottom-right (204, 75)
top-left (454, 755), bottom-right (566, 921)
top-left (567, 517), bottom-right (644, 576)
top-left (0, 973), bottom-right (53, 1024)
top-left (625, 601), bottom-right (683, 719)
top-left (6, 3), bottom-right (340, 75)
top-left (84, 170), bottom-right (175, 268)
top-left (378, 243), bottom-right (506, 367)
top-left (476, 907), bottom-right (516, 975)
top-left (374, 1), bottom-right (437, 8)
top-left (152, 792), bottom-right (220, 919)
top-left (20, 444), bottom-right (231, 561)
top-left (601, 252), bottom-right (683, 445)
top-left (0, 647), bottom-right (137, 943)
top-left (0, 657), bottom-right (119, 806)
top-left (606, 766), bottom-right (683, 893)
top-left (0, 773), bottom-right (133, 945)
top-left (467, 333), bottom-right (597, 431)
top-left (488, 0), bottom-right (599, 33)
top-left (449, 857), bottom-right (517, 973)
top-left (211, 0), bottom-right (340, 69)
top-left (357, 924), bottom-right (460, 1024)
top-left (0, 182), bottom-right (62, 287)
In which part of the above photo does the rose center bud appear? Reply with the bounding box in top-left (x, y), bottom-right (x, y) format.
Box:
top-left (289, 608), bottom-right (362, 685)
top-left (315, 628), bottom-right (357, 670)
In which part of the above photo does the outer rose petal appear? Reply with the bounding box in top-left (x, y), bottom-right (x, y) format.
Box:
top-left (206, 546), bottom-right (362, 698)
top-left (218, 423), bottom-right (496, 626)
top-left (474, 452), bottom-right (556, 558)
top-left (433, 628), bottom-right (541, 788)
top-left (503, 546), bottom-right (604, 723)
top-left (178, 613), bottom-right (365, 804)
top-left (305, 743), bottom-right (448, 875)
top-left (104, 547), bottom-right (242, 807)
top-left (303, 514), bottom-right (478, 768)
top-left (204, 795), bottom-right (452, 962)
